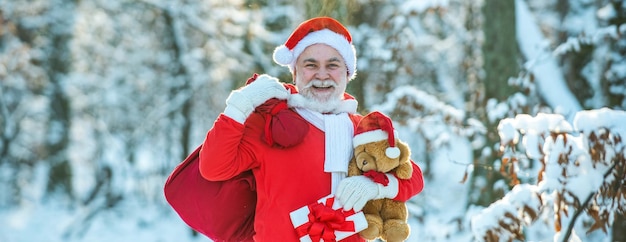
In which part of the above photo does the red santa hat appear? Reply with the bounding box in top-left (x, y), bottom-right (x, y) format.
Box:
top-left (353, 111), bottom-right (401, 159)
top-left (273, 17), bottom-right (357, 80)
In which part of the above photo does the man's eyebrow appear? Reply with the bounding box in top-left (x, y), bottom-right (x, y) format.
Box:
top-left (302, 57), bottom-right (342, 63)
top-left (328, 57), bottom-right (341, 62)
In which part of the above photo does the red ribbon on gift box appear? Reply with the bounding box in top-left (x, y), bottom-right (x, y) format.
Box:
top-left (294, 197), bottom-right (356, 242)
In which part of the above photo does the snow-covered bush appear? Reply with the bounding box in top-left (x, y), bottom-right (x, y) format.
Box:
top-left (471, 108), bottom-right (626, 241)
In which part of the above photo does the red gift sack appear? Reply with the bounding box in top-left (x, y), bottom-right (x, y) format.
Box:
top-left (164, 145), bottom-right (256, 241)
top-left (164, 73), bottom-right (307, 241)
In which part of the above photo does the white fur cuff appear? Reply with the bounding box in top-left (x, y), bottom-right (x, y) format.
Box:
top-left (377, 174), bottom-right (399, 199)
top-left (223, 105), bottom-right (247, 124)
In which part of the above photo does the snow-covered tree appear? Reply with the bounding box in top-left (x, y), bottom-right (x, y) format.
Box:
top-left (1, 0), bottom-right (625, 241)
top-left (472, 109), bottom-right (625, 241)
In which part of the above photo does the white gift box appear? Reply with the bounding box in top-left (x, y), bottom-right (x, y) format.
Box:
top-left (290, 194), bottom-right (368, 242)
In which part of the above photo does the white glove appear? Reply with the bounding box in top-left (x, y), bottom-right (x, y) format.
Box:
top-left (224, 74), bottom-right (290, 123)
top-left (336, 174), bottom-right (399, 211)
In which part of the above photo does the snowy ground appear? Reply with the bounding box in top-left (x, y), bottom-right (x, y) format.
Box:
top-left (0, 139), bottom-right (476, 242)
top-left (0, 198), bottom-right (209, 242)
top-left (0, 188), bottom-right (471, 242)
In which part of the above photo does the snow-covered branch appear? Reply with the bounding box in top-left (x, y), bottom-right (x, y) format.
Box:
top-left (471, 108), bottom-right (626, 241)
top-left (471, 184), bottom-right (542, 241)
top-left (373, 85), bottom-right (486, 144)
top-left (515, 0), bottom-right (582, 117)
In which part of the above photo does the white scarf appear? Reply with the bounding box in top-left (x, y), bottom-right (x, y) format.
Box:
top-left (290, 94), bottom-right (357, 193)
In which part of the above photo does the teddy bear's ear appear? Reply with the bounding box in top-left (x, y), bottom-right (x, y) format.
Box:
top-left (347, 156), bottom-right (362, 176)
top-left (397, 139), bottom-right (411, 162)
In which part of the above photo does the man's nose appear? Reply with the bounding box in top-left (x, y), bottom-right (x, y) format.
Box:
top-left (316, 67), bottom-right (330, 79)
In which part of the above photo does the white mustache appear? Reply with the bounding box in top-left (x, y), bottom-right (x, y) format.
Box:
top-left (303, 80), bottom-right (337, 88)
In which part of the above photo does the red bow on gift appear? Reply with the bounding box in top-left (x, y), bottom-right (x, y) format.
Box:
top-left (295, 197), bottom-right (356, 242)
top-left (363, 170), bottom-right (390, 186)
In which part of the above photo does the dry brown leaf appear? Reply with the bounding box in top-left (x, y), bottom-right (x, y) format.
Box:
top-left (459, 168), bottom-right (469, 184)
top-left (586, 219), bottom-right (608, 235)
top-left (523, 205), bottom-right (538, 221)
top-left (502, 157), bottom-right (509, 167)
top-left (555, 212), bottom-right (561, 232)
top-left (509, 165), bottom-right (520, 185)
top-left (486, 231), bottom-right (498, 242)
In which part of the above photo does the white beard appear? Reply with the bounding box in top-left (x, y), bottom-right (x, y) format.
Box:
top-left (293, 94), bottom-right (342, 113)
top-left (294, 79), bottom-right (344, 113)
top-left (290, 75), bottom-right (357, 114)
top-left (288, 92), bottom-right (358, 114)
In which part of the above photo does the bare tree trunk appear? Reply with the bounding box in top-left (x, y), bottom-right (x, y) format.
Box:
top-left (304, 0), bottom-right (359, 24)
top-left (609, 0), bottom-right (626, 218)
top-left (162, 3), bottom-right (194, 166)
top-left (469, 0), bottom-right (520, 207)
top-left (614, 213), bottom-right (626, 242)
top-left (482, 0), bottom-right (519, 101)
top-left (41, 0), bottom-right (76, 197)
top-left (604, 0), bottom-right (626, 110)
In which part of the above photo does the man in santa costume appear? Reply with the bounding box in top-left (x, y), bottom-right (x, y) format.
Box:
top-left (199, 17), bottom-right (424, 241)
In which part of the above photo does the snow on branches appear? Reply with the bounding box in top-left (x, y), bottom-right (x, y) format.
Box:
top-left (471, 108), bottom-right (626, 242)
top-left (373, 85), bottom-right (486, 147)
top-left (470, 184), bottom-right (542, 241)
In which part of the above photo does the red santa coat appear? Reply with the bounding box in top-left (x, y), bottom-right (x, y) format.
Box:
top-left (199, 110), bottom-right (424, 241)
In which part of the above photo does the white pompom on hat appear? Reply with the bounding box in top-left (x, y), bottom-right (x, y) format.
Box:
top-left (273, 17), bottom-right (357, 80)
top-left (352, 111), bottom-right (401, 159)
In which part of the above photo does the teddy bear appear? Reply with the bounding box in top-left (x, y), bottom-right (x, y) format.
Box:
top-left (348, 111), bottom-right (413, 242)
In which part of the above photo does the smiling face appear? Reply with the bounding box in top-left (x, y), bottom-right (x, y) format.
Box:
top-left (293, 44), bottom-right (349, 106)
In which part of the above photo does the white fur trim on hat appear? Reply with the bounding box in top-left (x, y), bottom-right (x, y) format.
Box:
top-left (354, 129), bottom-right (401, 159)
top-left (353, 129), bottom-right (388, 148)
top-left (273, 29), bottom-right (357, 80)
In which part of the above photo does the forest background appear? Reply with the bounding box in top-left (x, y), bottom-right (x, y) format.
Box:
top-left (1, 0), bottom-right (625, 241)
